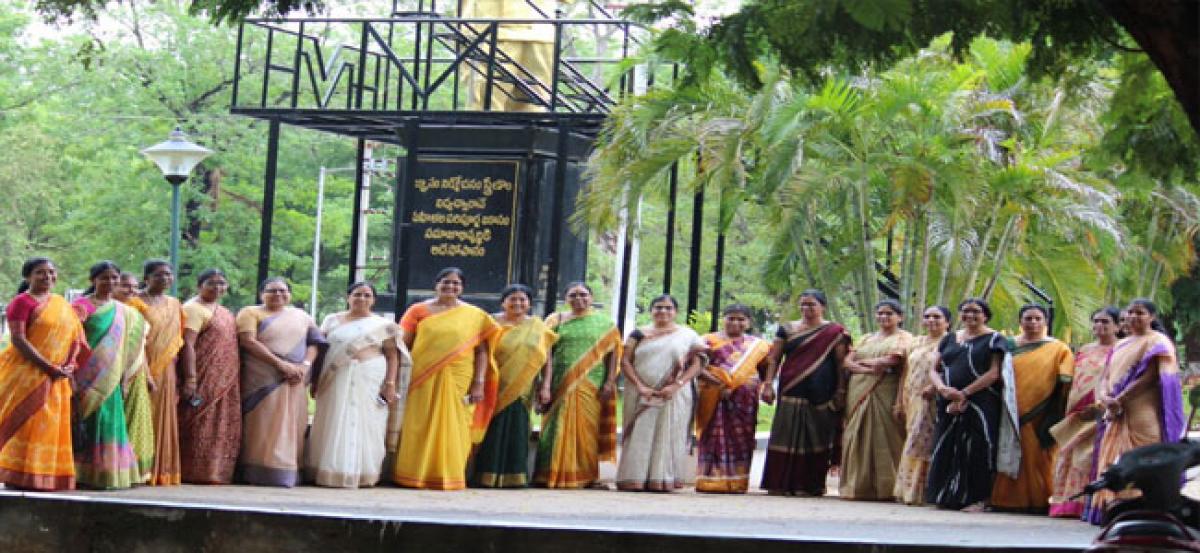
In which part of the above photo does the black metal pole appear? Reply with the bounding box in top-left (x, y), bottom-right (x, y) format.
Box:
top-left (392, 119), bottom-right (421, 321)
top-left (616, 215), bottom-right (635, 333)
top-left (256, 119), bottom-right (282, 287)
top-left (348, 138), bottom-right (366, 289)
top-left (685, 188), bottom-right (703, 321)
top-left (663, 161), bottom-right (678, 294)
top-left (542, 121), bottom-right (570, 317)
top-left (711, 228), bottom-right (726, 332)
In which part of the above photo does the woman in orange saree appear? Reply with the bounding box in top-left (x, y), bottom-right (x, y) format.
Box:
top-left (135, 260), bottom-right (186, 486)
top-left (991, 304), bottom-right (1074, 513)
top-left (237, 277), bottom-right (324, 487)
top-left (1086, 299), bottom-right (1184, 524)
top-left (0, 257), bottom-right (88, 490)
top-left (391, 268), bottom-right (499, 490)
top-left (1049, 306), bottom-right (1117, 518)
top-left (695, 304), bottom-right (769, 493)
top-left (534, 282), bottom-right (621, 489)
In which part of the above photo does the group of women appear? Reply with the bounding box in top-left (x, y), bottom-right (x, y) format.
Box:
top-left (0, 256), bottom-right (1185, 526)
top-left (755, 289), bottom-right (1182, 523)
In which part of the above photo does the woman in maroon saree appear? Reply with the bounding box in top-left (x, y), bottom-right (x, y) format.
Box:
top-left (760, 290), bottom-right (851, 496)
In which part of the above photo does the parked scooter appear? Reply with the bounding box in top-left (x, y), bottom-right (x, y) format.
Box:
top-left (1083, 387), bottom-right (1200, 552)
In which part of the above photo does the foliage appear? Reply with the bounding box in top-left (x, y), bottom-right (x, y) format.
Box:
top-left (582, 31), bottom-right (1200, 341)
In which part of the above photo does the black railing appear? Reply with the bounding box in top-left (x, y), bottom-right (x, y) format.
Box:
top-left (231, 15), bottom-right (649, 116)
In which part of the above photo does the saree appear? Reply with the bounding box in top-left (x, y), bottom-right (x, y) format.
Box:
top-left (534, 310), bottom-right (622, 488)
top-left (617, 326), bottom-right (707, 491)
top-left (0, 294), bottom-right (87, 490)
top-left (237, 305), bottom-right (325, 487)
top-left (991, 338), bottom-right (1073, 511)
top-left (1048, 342), bottom-right (1110, 517)
top-left (695, 333), bottom-right (769, 493)
top-left (121, 297), bottom-right (155, 480)
top-left (178, 302), bottom-right (242, 484)
top-left (894, 335), bottom-right (941, 504)
top-left (761, 322), bottom-right (850, 496)
top-left (391, 303), bottom-right (499, 490)
top-left (137, 296), bottom-right (185, 486)
top-left (1085, 332), bottom-right (1183, 524)
top-left (839, 330), bottom-right (912, 500)
top-left (925, 332), bottom-right (1008, 509)
top-left (72, 299), bottom-right (146, 489)
top-left (471, 316), bottom-right (557, 488)
top-left (307, 314), bottom-right (410, 488)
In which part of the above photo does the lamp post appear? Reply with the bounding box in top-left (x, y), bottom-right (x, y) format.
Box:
top-left (141, 127), bottom-right (213, 295)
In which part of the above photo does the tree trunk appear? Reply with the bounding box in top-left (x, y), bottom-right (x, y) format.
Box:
top-left (855, 178), bottom-right (875, 333)
top-left (1101, 0), bottom-right (1200, 136)
top-left (981, 215), bottom-right (1020, 302)
top-left (961, 207), bottom-right (1001, 301)
top-left (1138, 207), bottom-right (1161, 296)
top-left (916, 208), bottom-right (933, 322)
top-left (937, 218), bottom-right (957, 306)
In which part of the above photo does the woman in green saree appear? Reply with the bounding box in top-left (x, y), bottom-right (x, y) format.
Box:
top-left (534, 282), bottom-right (621, 488)
top-left (71, 261), bottom-right (148, 489)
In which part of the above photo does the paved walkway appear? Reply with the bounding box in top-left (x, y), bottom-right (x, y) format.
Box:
top-left (26, 462), bottom-right (1097, 550)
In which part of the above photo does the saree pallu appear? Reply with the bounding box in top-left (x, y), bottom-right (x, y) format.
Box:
top-left (926, 332), bottom-right (1007, 509)
top-left (138, 296), bottom-right (185, 486)
top-left (534, 311), bottom-right (621, 488)
top-left (73, 300), bottom-right (146, 489)
top-left (238, 306), bottom-right (324, 487)
top-left (894, 335), bottom-right (940, 505)
top-left (472, 317), bottom-right (557, 488)
top-left (839, 330), bottom-right (911, 500)
top-left (0, 295), bottom-right (87, 490)
top-left (178, 305), bottom-right (242, 484)
top-left (617, 326), bottom-right (707, 491)
top-left (1049, 343), bottom-right (1109, 517)
top-left (392, 304), bottom-right (499, 490)
top-left (762, 322), bottom-right (849, 496)
top-left (1086, 333), bottom-right (1183, 524)
top-left (695, 334), bottom-right (769, 493)
top-left (122, 298), bottom-right (154, 480)
top-left (307, 315), bottom-right (410, 488)
top-left (991, 339), bottom-right (1073, 511)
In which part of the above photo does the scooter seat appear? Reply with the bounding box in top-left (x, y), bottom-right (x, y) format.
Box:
top-left (1108, 519), bottom-right (1191, 539)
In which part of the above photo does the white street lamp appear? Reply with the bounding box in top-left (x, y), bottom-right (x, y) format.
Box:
top-left (141, 127), bottom-right (213, 294)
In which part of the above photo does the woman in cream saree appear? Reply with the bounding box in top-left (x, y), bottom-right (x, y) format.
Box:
top-left (617, 295), bottom-right (707, 492)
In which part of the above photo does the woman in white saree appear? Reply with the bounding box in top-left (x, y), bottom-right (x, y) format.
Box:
top-left (617, 294), bottom-right (708, 492)
top-left (306, 282), bottom-right (412, 487)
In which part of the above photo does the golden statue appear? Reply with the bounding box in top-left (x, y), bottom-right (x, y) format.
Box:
top-left (460, 0), bottom-right (559, 112)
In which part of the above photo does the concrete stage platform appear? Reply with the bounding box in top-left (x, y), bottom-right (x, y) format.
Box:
top-left (0, 483), bottom-right (1096, 552)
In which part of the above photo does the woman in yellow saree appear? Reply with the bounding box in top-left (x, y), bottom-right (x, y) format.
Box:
top-left (113, 271), bottom-right (154, 478)
top-left (391, 268), bottom-right (499, 490)
top-left (991, 304), bottom-right (1074, 513)
top-left (1049, 306), bottom-right (1118, 518)
top-left (135, 260), bottom-right (186, 486)
top-left (71, 261), bottom-right (147, 489)
top-left (534, 282), bottom-right (621, 488)
top-left (839, 299), bottom-right (912, 500)
top-left (695, 304), bottom-right (769, 493)
top-left (0, 257), bottom-right (88, 490)
top-left (1086, 299), bottom-right (1183, 524)
top-left (469, 284), bottom-right (557, 488)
